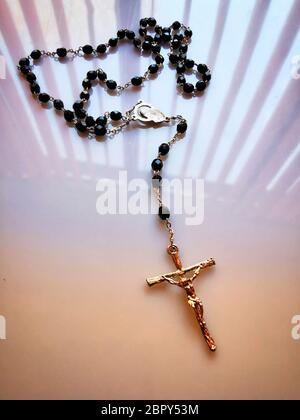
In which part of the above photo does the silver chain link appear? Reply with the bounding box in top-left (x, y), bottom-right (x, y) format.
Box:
top-left (117, 81), bottom-right (132, 91)
top-left (106, 119), bottom-right (130, 135)
top-left (165, 219), bottom-right (175, 247)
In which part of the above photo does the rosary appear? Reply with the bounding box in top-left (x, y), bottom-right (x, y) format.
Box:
top-left (17, 18), bottom-right (217, 352)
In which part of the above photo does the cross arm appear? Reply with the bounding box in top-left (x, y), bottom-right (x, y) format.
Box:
top-left (146, 258), bottom-right (215, 286)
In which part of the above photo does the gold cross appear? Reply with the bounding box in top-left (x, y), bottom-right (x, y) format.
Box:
top-left (146, 245), bottom-right (217, 352)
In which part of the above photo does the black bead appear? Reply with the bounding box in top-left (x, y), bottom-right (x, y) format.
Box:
top-left (38, 92), bottom-right (50, 103)
top-left (162, 32), bottom-right (171, 42)
top-left (179, 44), bottom-right (188, 54)
top-left (139, 18), bottom-right (148, 27)
top-left (56, 47), bottom-right (67, 57)
top-left (196, 80), bottom-right (206, 91)
top-left (176, 63), bottom-right (186, 73)
top-left (155, 25), bottom-right (162, 34)
top-left (117, 29), bottom-right (126, 39)
top-left (162, 27), bottom-right (171, 33)
top-left (82, 44), bottom-right (93, 55)
top-left (158, 205), bottom-right (170, 220)
top-left (185, 59), bottom-right (194, 69)
top-left (73, 100), bottom-right (83, 111)
top-left (177, 75), bottom-right (186, 85)
top-left (155, 54), bottom-right (164, 64)
top-left (148, 17), bottom-right (157, 27)
top-left (178, 53), bottom-right (187, 62)
top-left (169, 54), bottom-right (179, 64)
top-left (106, 79), bottom-right (117, 90)
top-left (98, 70), bottom-right (107, 81)
top-left (154, 34), bottom-right (161, 44)
top-left (87, 70), bottom-right (97, 80)
top-left (30, 82), bottom-right (40, 94)
top-left (171, 40), bottom-right (180, 49)
top-left (151, 159), bottom-right (163, 171)
top-left (184, 28), bottom-right (193, 38)
top-left (197, 63), bottom-right (208, 74)
top-left (139, 28), bottom-right (146, 37)
top-left (30, 49), bottom-right (41, 60)
top-left (177, 121), bottom-right (187, 133)
top-left (76, 121), bottom-right (87, 133)
top-left (110, 110), bottom-right (122, 121)
top-left (26, 72), bottom-right (36, 83)
top-left (96, 116), bottom-right (107, 126)
top-left (75, 108), bottom-right (87, 119)
top-left (85, 116), bottom-right (95, 127)
top-left (54, 99), bottom-right (64, 110)
top-left (97, 44), bottom-right (107, 54)
top-left (19, 57), bottom-right (30, 67)
top-left (148, 64), bottom-right (159, 74)
top-left (80, 91), bottom-right (90, 100)
top-left (126, 30), bottom-right (135, 40)
top-left (142, 41), bottom-right (151, 51)
top-left (158, 143), bottom-right (170, 156)
top-left (145, 34), bottom-right (153, 42)
top-left (64, 110), bottom-right (75, 122)
top-left (94, 125), bottom-right (107, 136)
top-left (133, 38), bottom-right (142, 48)
top-left (145, 35), bottom-right (153, 43)
top-left (183, 83), bottom-right (194, 94)
top-left (20, 66), bottom-right (30, 75)
top-left (173, 33), bottom-right (184, 42)
top-left (108, 37), bottom-right (118, 47)
top-left (203, 71), bottom-right (211, 82)
top-left (152, 174), bottom-right (162, 186)
top-left (73, 101), bottom-right (83, 111)
top-left (172, 21), bottom-right (181, 30)
top-left (152, 44), bottom-right (161, 54)
top-left (82, 78), bottom-right (92, 89)
top-left (131, 76), bottom-right (142, 86)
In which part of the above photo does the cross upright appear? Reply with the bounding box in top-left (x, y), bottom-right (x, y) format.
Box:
top-left (146, 245), bottom-right (217, 352)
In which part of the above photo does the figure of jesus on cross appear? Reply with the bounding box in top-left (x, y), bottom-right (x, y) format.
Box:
top-left (146, 245), bottom-right (217, 352)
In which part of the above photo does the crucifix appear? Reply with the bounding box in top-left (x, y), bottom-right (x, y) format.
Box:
top-left (146, 245), bottom-right (217, 352)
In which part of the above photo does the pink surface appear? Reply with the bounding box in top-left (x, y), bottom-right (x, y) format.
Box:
top-left (0, 0), bottom-right (300, 399)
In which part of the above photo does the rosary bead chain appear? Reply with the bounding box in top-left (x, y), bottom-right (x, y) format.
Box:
top-left (17, 18), bottom-right (211, 139)
top-left (150, 113), bottom-right (188, 239)
top-left (17, 18), bottom-right (207, 234)
top-left (17, 20), bottom-right (220, 352)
